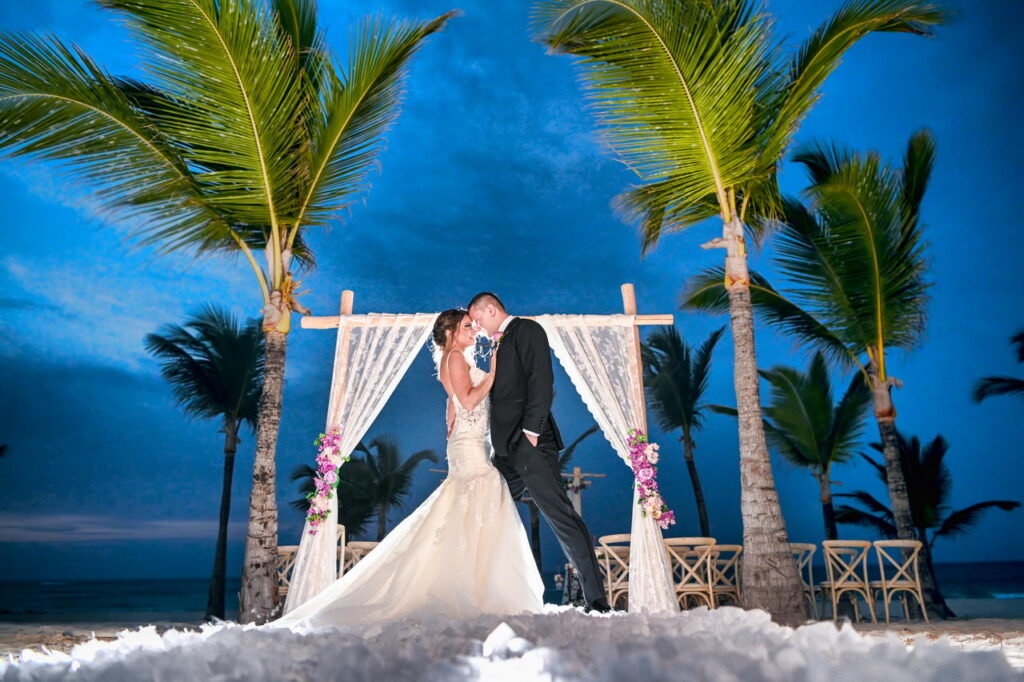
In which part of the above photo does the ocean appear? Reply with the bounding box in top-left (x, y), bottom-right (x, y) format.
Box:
top-left (1, 562), bottom-right (1021, 624)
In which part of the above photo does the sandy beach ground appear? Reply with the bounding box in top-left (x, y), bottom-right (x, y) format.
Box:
top-left (3, 600), bottom-right (1022, 671)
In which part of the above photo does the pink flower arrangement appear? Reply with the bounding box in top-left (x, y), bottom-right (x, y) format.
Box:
top-left (627, 428), bottom-right (675, 530)
top-left (305, 427), bottom-right (349, 536)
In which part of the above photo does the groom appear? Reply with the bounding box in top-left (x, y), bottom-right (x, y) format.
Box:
top-left (468, 292), bottom-right (610, 613)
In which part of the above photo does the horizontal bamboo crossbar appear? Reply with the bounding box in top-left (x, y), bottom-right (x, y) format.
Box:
top-left (301, 313), bottom-right (674, 329)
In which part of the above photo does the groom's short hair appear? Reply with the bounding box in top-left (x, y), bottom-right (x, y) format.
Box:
top-left (468, 292), bottom-right (506, 312)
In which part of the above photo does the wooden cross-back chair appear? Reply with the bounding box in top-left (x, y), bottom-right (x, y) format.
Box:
top-left (871, 540), bottom-right (929, 623)
top-left (821, 540), bottom-right (876, 623)
top-left (597, 534), bottom-right (632, 609)
top-left (664, 537), bottom-right (716, 610)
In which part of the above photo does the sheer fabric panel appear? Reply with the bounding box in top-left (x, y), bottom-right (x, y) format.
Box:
top-left (283, 313), bottom-right (438, 614)
top-left (535, 315), bottom-right (678, 614)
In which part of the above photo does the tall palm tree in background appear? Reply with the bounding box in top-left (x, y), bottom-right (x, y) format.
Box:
top-left (0, 0), bottom-right (453, 623)
top-left (689, 131), bottom-right (934, 550)
top-left (532, 0), bottom-right (947, 623)
top-left (144, 305), bottom-right (263, 621)
top-left (713, 352), bottom-right (871, 540)
top-left (973, 330), bottom-right (1024, 404)
top-left (836, 432), bottom-right (1020, 617)
top-left (643, 326), bottom-right (724, 536)
top-left (357, 435), bottom-right (439, 541)
top-left (290, 456), bottom-right (377, 539)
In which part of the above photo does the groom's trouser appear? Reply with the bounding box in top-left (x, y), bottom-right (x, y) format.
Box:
top-left (496, 433), bottom-right (608, 606)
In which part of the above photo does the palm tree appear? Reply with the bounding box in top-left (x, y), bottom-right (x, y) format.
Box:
top-left (836, 432), bottom-right (1020, 618)
top-left (355, 436), bottom-right (439, 541)
top-left (973, 330), bottom-right (1024, 403)
top-left (290, 456), bottom-right (377, 539)
top-left (688, 132), bottom-right (934, 547)
top-left (144, 304), bottom-right (263, 622)
top-left (642, 326), bottom-right (724, 536)
top-left (0, 1), bottom-right (454, 623)
top-left (521, 423), bottom-right (600, 570)
top-left (532, 0), bottom-right (947, 624)
top-left (713, 353), bottom-right (872, 540)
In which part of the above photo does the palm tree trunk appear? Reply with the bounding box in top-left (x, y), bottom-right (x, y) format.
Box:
top-left (867, 361), bottom-right (915, 542)
top-left (239, 330), bottom-right (287, 625)
top-left (723, 217), bottom-right (806, 625)
top-left (683, 438), bottom-right (711, 537)
top-left (205, 419), bottom-right (239, 622)
top-left (528, 500), bottom-right (542, 570)
top-left (919, 535), bottom-right (955, 619)
top-left (816, 473), bottom-right (838, 541)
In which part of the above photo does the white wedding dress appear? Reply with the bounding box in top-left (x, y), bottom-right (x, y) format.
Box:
top-left (270, 353), bottom-right (545, 628)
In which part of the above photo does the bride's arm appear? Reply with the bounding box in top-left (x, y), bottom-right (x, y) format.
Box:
top-left (447, 351), bottom-right (494, 411)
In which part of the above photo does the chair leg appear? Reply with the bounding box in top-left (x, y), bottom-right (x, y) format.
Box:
top-left (864, 589), bottom-right (877, 623)
top-left (883, 589), bottom-right (891, 624)
top-left (914, 587), bottom-right (929, 623)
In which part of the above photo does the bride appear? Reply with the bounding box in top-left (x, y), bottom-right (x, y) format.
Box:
top-left (269, 309), bottom-right (545, 628)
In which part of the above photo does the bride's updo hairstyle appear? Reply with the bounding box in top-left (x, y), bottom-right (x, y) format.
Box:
top-left (430, 308), bottom-right (468, 378)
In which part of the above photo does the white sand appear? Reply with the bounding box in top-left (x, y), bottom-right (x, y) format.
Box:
top-left (1, 606), bottom-right (1021, 681)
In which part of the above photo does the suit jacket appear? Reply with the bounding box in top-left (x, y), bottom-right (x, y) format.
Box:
top-left (489, 317), bottom-right (564, 457)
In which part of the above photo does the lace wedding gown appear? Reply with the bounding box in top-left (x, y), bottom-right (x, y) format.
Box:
top-left (270, 356), bottom-right (545, 628)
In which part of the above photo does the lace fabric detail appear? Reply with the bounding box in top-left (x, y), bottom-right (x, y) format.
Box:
top-left (448, 364), bottom-right (490, 443)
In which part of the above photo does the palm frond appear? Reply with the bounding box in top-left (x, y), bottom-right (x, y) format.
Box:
top-left (826, 371), bottom-right (872, 465)
top-left (835, 502), bottom-right (897, 538)
top-left (98, 0), bottom-right (309, 232)
top-left (932, 500), bottom-right (1020, 540)
top-left (533, 0), bottom-right (774, 223)
top-left (0, 32), bottom-right (228, 247)
top-left (683, 265), bottom-right (855, 367)
top-left (293, 12), bottom-right (455, 233)
top-left (789, 136), bottom-right (932, 360)
top-left (972, 376), bottom-right (1024, 403)
top-left (1012, 330), bottom-right (1024, 363)
top-left (758, 1), bottom-right (948, 175)
top-left (558, 423), bottom-right (600, 470)
top-left (143, 305), bottom-right (264, 427)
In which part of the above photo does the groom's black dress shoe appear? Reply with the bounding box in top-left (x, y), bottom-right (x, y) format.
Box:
top-left (584, 598), bottom-right (611, 614)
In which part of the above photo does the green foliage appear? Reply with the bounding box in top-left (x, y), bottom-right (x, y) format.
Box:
top-left (642, 326), bottom-right (725, 445)
top-left (757, 353), bottom-right (871, 472)
top-left (973, 329), bottom-right (1024, 403)
top-left (685, 131), bottom-right (936, 375)
top-left (532, 0), bottom-right (948, 248)
top-left (144, 304), bottom-right (264, 428)
top-left (0, 1), bottom-right (454, 295)
top-left (836, 432), bottom-right (1020, 547)
top-left (290, 458), bottom-right (377, 538)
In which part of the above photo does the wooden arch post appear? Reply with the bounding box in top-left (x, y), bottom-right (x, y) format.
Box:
top-left (621, 283), bottom-right (649, 434)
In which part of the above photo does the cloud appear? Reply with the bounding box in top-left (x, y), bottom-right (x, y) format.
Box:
top-left (0, 512), bottom-right (247, 543)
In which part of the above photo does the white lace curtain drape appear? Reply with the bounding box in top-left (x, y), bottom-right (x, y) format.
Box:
top-left (535, 314), bottom-right (678, 614)
top-left (283, 313), bottom-right (438, 614)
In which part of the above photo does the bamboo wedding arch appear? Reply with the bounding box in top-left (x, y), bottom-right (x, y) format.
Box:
top-left (282, 284), bottom-right (681, 615)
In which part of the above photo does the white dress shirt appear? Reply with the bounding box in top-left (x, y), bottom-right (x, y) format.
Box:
top-left (499, 316), bottom-right (539, 439)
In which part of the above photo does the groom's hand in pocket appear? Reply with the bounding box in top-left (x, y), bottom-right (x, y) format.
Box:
top-left (524, 431), bottom-right (538, 447)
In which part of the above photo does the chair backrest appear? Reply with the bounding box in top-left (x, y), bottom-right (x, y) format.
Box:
top-left (790, 543), bottom-right (817, 589)
top-left (598, 534), bottom-right (632, 573)
top-left (822, 540), bottom-right (871, 586)
top-left (873, 540), bottom-right (923, 587)
top-left (337, 524), bottom-right (347, 545)
top-left (710, 544), bottom-right (743, 590)
top-left (275, 545), bottom-right (299, 589)
top-left (664, 537), bottom-right (716, 590)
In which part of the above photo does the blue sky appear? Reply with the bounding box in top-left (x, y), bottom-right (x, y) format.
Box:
top-left (1, 0), bottom-right (1022, 582)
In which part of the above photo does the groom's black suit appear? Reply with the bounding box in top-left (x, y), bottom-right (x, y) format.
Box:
top-left (489, 317), bottom-right (608, 607)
